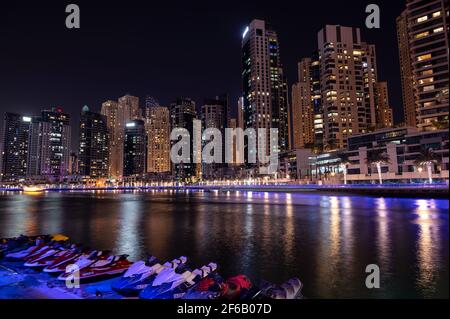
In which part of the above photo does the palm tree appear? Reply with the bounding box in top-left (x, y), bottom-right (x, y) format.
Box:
top-left (338, 153), bottom-right (351, 185)
top-left (365, 150), bottom-right (390, 185)
top-left (414, 148), bottom-right (441, 184)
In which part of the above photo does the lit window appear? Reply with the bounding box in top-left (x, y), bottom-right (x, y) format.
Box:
top-left (419, 77), bottom-right (434, 85)
top-left (421, 69), bottom-right (433, 76)
top-left (432, 11), bottom-right (441, 18)
top-left (415, 31), bottom-right (429, 38)
top-left (433, 27), bottom-right (444, 33)
top-left (417, 54), bottom-right (432, 61)
top-left (417, 16), bottom-right (428, 23)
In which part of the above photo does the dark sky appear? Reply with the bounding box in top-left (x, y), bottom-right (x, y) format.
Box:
top-left (0, 0), bottom-right (406, 150)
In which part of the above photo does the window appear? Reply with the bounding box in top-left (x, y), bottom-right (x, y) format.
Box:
top-left (417, 54), bottom-right (432, 61)
top-left (433, 27), bottom-right (444, 33)
top-left (419, 77), bottom-right (434, 85)
top-left (415, 31), bottom-right (429, 38)
top-left (417, 15), bottom-right (428, 23)
top-left (432, 11), bottom-right (441, 18)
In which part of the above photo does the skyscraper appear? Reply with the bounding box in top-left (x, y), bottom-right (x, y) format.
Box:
top-left (396, 10), bottom-right (417, 127)
top-left (311, 51), bottom-right (324, 149)
top-left (144, 99), bottom-right (170, 174)
top-left (291, 58), bottom-right (315, 149)
top-left (242, 19), bottom-right (289, 169)
top-left (201, 96), bottom-right (228, 179)
top-left (170, 98), bottom-right (198, 182)
top-left (78, 106), bottom-right (109, 178)
top-left (123, 119), bottom-right (146, 177)
top-left (118, 94), bottom-right (141, 122)
top-left (1, 113), bottom-right (32, 182)
top-left (38, 108), bottom-right (71, 181)
top-left (397, 0), bottom-right (449, 130)
top-left (317, 25), bottom-right (380, 150)
top-left (101, 100), bottom-right (121, 178)
top-left (375, 82), bottom-right (394, 128)
top-left (237, 97), bottom-right (244, 130)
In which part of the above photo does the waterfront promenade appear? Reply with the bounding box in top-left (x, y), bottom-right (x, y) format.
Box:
top-left (1, 183), bottom-right (448, 198)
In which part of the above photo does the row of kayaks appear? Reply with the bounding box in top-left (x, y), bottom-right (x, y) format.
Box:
top-left (1, 234), bottom-right (304, 299)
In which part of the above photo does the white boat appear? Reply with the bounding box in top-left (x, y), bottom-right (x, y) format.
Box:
top-left (22, 185), bottom-right (46, 193)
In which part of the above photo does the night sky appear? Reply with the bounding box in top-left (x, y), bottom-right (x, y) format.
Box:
top-left (0, 0), bottom-right (406, 150)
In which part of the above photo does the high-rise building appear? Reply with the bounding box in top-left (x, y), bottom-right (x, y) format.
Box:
top-left (123, 119), bottom-right (146, 177)
top-left (1, 113), bottom-right (32, 182)
top-left (228, 118), bottom-right (240, 165)
top-left (397, 10), bottom-right (417, 127)
top-left (78, 106), bottom-right (109, 178)
top-left (311, 51), bottom-right (324, 149)
top-left (201, 96), bottom-right (228, 179)
top-left (69, 152), bottom-right (79, 175)
top-left (101, 100), bottom-right (121, 178)
top-left (144, 99), bottom-right (170, 174)
top-left (237, 97), bottom-right (244, 129)
top-left (317, 25), bottom-right (381, 150)
top-left (27, 116), bottom-right (42, 176)
top-left (361, 43), bottom-right (378, 128)
top-left (397, 0), bottom-right (449, 130)
top-left (375, 82), bottom-right (394, 128)
top-left (291, 58), bottom-right (315, 149)
top-left (170, 98), bottom-right (198, 181)
top-left (242, 19), bottom-right (289, 168)
top-left (38, 108), bottom-right (71, 181)
top-left (119, 94), bottom-right (141, 121)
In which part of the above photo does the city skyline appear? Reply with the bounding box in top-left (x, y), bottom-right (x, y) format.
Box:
top-left (0, 1), bottom-right (406, 150)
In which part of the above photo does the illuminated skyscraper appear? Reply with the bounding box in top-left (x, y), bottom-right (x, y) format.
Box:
top-left (397, 10), bottom-right (417, 127)
top-left (201, 96), bottom-right (228, 179)
top-left (123, 119), bottom-right (146, 177)
top-left (101, 95), bottom-right (140, 179)
top-left (101, 100), bottom-right (121, 178)
top-left (78, 106), bottom-right (109, 178)
top-left (291, 58), bottom-right (315, 149)
top-left (144, 99), bottom-right (170, 174)
top-left (1, 113), bottom-right (32, 182)
top-left (317, 25), bottom-right (382, 150)
top-left (242, 19), bottom-right (289, 170)
top-left (170, 98), bottom-right (198, 182)
top-left (397, 0), bottom-right (449, 130)
top-left (38, 108), bottom-right (71, 181)
top-left (375, 82), bottom-right (394, 128)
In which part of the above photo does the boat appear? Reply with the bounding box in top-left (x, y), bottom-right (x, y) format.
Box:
top-left (183, 273), bottom-right (224, 299)
top-left (57, 254), bottom-right (132, 281)
top-left (22, 185), bottom-right (46, 193)
top-left (184, 274), bottom-right (253, 300)
top-left (254, 277), bottom-right (304, 299)
top-left (24, 244), bottom-right (82, 268)
top-left (111, 256), bottom-right (187, 296)
top-left (139, 262), bottom-right (217, 299)
top-left (4, 234), bottom-right (68, 261)
top-left (44, 249), bottom-right (110, 273)
top-left (1, 235), bottom-right (50, 258)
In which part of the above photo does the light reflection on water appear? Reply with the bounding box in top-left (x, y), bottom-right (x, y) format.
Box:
top-left (0, 190), bottom-right (448, 298)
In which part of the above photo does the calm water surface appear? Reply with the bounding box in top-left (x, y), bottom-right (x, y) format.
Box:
top-left (0, 190), bottom-right (448, 298)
